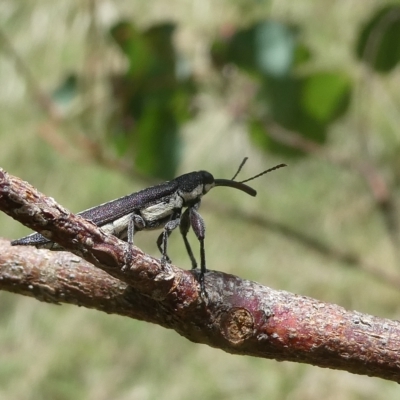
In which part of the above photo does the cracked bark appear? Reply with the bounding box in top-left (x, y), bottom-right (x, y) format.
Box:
top-left (0, 168), bottom-right (399, 382)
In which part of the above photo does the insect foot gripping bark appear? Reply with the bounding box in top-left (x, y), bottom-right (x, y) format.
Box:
top-left (11, 158), bottom-right (286, 297)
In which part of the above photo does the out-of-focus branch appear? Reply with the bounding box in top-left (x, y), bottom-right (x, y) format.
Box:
top-left (0, 27), bottom-right (143, 181)
top-left (267, 122), bottom-right (392, 207)
top-left (266, 121), bottom-right (399, 249)
top-left (1, 168), bottom-right (400, 382)
top-left (0, 27), bottom-right (61, 120)
top-left (354, 9), bottom-right (400, 249)
top-left (208, 202), bottom-right (400, 290)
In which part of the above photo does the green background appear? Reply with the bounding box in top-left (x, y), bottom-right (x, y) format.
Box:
top-left (1, 1), bottom-right (400, 399)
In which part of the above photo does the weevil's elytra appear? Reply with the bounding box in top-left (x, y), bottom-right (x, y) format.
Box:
top-left (11, 158), bottom-right (286, 296)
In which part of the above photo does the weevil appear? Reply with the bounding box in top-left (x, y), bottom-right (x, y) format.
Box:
top-left (12, 158), bottom-right (286, 295)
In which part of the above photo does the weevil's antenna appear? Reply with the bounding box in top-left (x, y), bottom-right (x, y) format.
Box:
top-left (238, 163), bottom-right (287, 184)
top-left (231, 157), bottom-right (248, 181)
top-left (214, 162), bottom-right (286, 197)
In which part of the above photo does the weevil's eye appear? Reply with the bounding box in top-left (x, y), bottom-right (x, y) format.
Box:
top-left (200, 171), bottom-right (215, 194)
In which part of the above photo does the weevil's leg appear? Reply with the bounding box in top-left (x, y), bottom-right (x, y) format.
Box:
top-left (123, 213), bottom-right (145, 270)
top-left (156, 211), bottom-right (181, 267)
top-left (156, 231), bottom-right (171, 264)
top-left (189, 205), bottom-right (207, 296)
top-left (179, 208), bottom-right (198, 269)
top-left (127, 213), bottom-right (146, 245)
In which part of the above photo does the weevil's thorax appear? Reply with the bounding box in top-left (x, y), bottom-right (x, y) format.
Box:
top-left (175, 170), bottom-right (215, 206)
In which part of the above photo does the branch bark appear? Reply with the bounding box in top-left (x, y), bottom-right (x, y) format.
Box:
top-left (0, 168), bottom-right (399, 382)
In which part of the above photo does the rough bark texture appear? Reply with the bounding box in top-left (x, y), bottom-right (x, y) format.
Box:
top-left (1, 168), bottom-right (400, 382)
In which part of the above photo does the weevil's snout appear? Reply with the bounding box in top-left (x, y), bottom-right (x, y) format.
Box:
top-left (214, 179), bottom-right (257, 196)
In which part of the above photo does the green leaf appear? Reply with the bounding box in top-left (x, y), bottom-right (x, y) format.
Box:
top-left (108, 20), bottom-right (197, 179)
top-left (356, 6), bottom-right (400, 73)
top-left (293, 43), bottom-right (312, 67)
top-left (110, 22), bottom-right (152, 79)
top-left (301, 72), bottom-right (351, 123)
top-left (134, 102), bottom-right (180, 179)
top-left (210, 20), bottom-right (315, 84)
top-left (254, 21), bottom-right (295, 77)
top-left (248, 73), bottom-right (348, 157)
top-left (51, 74), bottom-right (78, 109)
top-left (262, 76), bottom-right (301, 126)
top-left (211, 21), bottom-right (301, 78)
top-left (210, 37), bottom-right (230, 70)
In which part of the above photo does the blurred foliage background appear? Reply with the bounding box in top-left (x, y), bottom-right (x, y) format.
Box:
top-left (1, 0), bottom-right (400, 399)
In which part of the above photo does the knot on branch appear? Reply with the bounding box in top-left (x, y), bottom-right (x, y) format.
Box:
top-left (221, 307), bottom-right (254, 344)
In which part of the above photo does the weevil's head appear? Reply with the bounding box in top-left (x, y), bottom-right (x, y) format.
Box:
top-left (175, 171), bottom-right (216, 205)
top-left (176, 170), bottom-right (256, 206)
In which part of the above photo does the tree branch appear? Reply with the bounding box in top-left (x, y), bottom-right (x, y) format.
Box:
top-left (1, 168), bottom-right (400, 382)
